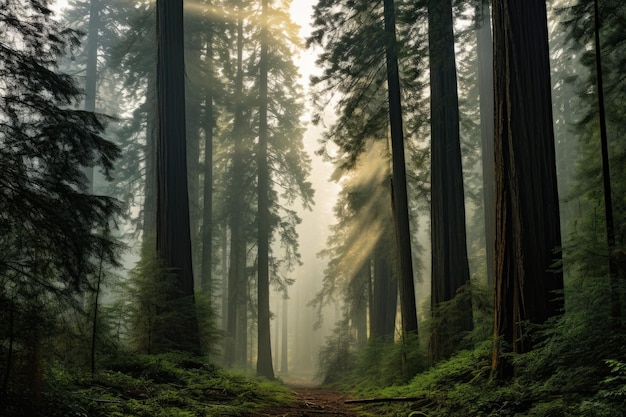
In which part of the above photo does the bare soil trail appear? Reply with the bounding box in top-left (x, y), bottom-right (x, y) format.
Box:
top-left (249, 385), bottom-right (365, 417)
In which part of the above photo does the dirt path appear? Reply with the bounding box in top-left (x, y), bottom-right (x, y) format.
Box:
top-left (250, 385), bottom-right (363, 417)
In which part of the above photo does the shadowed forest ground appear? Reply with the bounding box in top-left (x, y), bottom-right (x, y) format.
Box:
top-left (252, 385), bottom-right (361, 417)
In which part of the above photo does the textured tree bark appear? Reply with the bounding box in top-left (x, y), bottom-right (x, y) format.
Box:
top-left (155, 0), bottom-right (200, 354)
top-left (256, 0), bottom-right (275, 380)
top-left (383, 0), bottom-right (418, 336)
top-left (428, 0), bottom-right (473, 362)
top-left (492, 0), bottom-right (564, 378)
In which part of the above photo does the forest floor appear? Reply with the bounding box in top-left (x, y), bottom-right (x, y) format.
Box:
top-left (249, 385), bottom-right (363, 417)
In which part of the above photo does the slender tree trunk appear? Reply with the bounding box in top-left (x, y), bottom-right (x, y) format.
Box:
top-left (221, 227), bottom-right (229, 331)
top-left (281, 297), bottom-right (288, 373)
top-left (593, 0), bottom-right (620, 322)
top-left (354, 270), bottom-right (368, 348)
top-left (383, 0), bottom-right (418, 336)
top-left (492, 0), bottom-right (564, 378)
top-left (83, 0), bottom-right (99, 193)
top-left (476, 0), bottom-right (495, 289)
top-left (225, 12), bottom-right (246, 367)
top-left (1, 300), bottom-right (14, 400)
top-left (201, 89), bottom-right (214, 293)
top-left (143, 74), bottom-right (157, 239)
top-left (91, 254), bottom-right (104, 379)
top-left (236, 273), bottom-right (248, 367)
top-left (428, 0), bottom-right (473, 362)
top-left (155, 0), bottom-right (200, 354)
top-left (256, 0), bottom-right (275, 380)
top-left (188, 108), bottom-right (202, 285)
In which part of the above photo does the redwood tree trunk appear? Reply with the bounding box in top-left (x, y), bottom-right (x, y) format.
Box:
top-left (155, 0), bottom-right (200, 354)
top-left (256, 0), bottom-right (275, 380)
top-left (370, 238), bottom-right (397, 342)
top-left (428, 0), bottom-right (473, 362)
top-left (492, 0), bottom-right (564, 378)
top-left (383, 0), bottom-right (418, 336)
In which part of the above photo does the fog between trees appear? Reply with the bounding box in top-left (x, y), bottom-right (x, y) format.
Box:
top-left (2, 0), bottom-right (626, 414)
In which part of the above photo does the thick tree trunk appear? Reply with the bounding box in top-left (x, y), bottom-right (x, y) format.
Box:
top-left (256, 0), bottom-right (275, 380)
top-left (476, 0), bottom-right (495, 289)
top-left (383, 0), bottom-right (418, 336)
top-left (428, 0), bottom-right (473, 362)
top-left (492, 0), bottom-right (564, 378)
top-left (155, 0), bottom-right (200, 354)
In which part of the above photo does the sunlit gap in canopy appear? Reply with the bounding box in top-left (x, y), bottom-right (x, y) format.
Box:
top-left (328, 140), bottom-right (392, 285)
top-left (185, 0), bottom-right (301, 30)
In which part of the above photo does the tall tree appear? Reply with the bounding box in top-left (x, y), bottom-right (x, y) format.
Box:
top-left (427, 0), bottom-right (473, 362)
top-left (256, 0), bottom-right (274, 380)
top-left (83, 0), bottom-right (100, 191)
top-left (225, 1), bottom-right (249, 367)
top-left (383, 0), bottom-right (418, 336)
top-left (309, 0), bottom-right (428, 352)
top-left (491, 0), bottom-right (564, 378)
top-left (592, 0), bottom-right (619, 322)
top-left (562, 0), bottom-right (626, 324)
top-left (0, 0), bottom-right (121, 398)
top-left (155, 0), bottom-right (200, 354)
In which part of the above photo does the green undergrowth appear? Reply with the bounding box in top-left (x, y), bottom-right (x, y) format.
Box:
top-left (3, 353), bottom-right (293, 417)
top-left (341, 338), bottom-right (626, 417)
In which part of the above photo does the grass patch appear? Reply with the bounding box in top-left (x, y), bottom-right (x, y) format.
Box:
top-left (2, 353), bottom-right (293, 417)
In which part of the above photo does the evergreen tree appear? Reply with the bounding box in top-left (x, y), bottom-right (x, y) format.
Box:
top-left (561, 0), bottom-right (626, 324)
top-left (154, 0), bottom-right (200, 354)
top-left (427, 0), bottom-right (473, 362)
top-left (0, 0), bottom-right (121, 399)
top-left (383, 0), bottom-right (418, 337)
top-left (224, 0), bottom-right (253, 367)
top-left (256, 0), bottom-right (274, 380)
top-left (310, 0), bottom-right (427, 348)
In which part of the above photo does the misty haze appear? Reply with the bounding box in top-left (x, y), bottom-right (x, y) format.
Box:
top-left (1, 0), bottom-right (625, 416)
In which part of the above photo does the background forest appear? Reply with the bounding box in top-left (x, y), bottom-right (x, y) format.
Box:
top-left (1, 0), bottom-right (625, 416)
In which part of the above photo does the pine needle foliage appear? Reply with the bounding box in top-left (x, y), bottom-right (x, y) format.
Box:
top-left (316, 317), bottom-right (358, 386)
top-left (0, 0), bottom-right (122, 405)
top-left (120, 239), bottom-right (217, 356)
